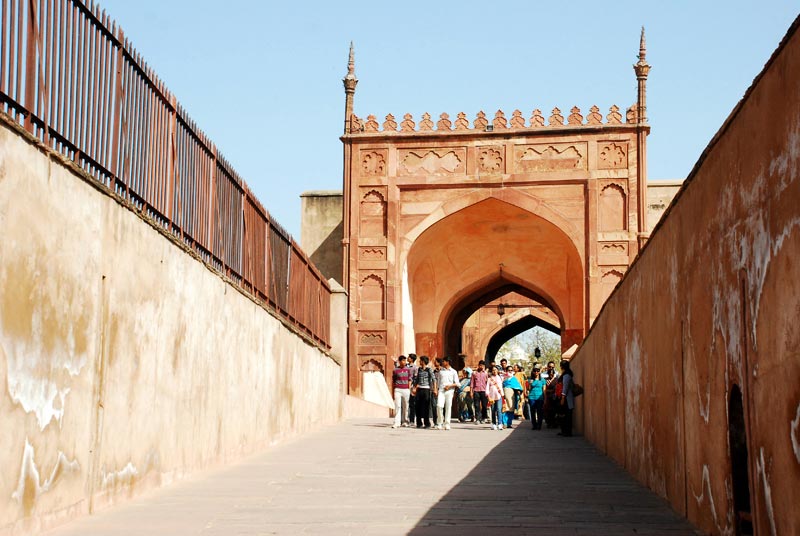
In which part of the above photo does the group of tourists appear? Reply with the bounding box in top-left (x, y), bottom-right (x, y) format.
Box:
top-left (391, 354), bottom-right (576, 437)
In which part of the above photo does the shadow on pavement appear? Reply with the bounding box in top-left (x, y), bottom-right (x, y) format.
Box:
top-left (407, 426), bottom-right (700, 536)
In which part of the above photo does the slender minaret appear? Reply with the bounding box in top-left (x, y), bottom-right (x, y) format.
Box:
top-left (634, 27), bottom-right (651, 123)
top-left (343, 42), bottom-right (358, 134)
top-left (634, 27), bottom-right (651, 248)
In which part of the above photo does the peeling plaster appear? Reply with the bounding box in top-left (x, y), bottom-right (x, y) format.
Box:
top-left (12, 438), bottom-right (80, 509)
top-left (692, 464), bottom-right (733, 536)
top-left (5, 344), bottom-right (75, 431)
top-left (755, 447), bottom-right (778, 536)
top-left (791, 401), bottom-right (800, 465)
top-left (101, 462), bottom-right (138, 490)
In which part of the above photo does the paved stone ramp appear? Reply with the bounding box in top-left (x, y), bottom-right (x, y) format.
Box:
top-left (43, 419), bottom-right (701, 535)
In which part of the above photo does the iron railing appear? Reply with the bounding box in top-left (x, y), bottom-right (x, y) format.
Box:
top-left (0, 0), bottom-right (331, 350)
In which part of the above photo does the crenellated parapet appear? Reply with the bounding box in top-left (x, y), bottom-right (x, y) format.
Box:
top-left (348, 104), bottom-right (639, 134)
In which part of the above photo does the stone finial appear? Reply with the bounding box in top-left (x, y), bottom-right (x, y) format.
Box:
top-left (493, 110), bottom-right (508, 129)
top-left (633, 27), bottom-right (651, 123)
top-left (510, 109), bottom-right (525, 128)
top-left (365, 114), bottom-right (379, 132)
top-left (587, 105), bottom-right (603, 125)
top-left (400, 113), bottom-right (416, 132)
top-left (567, 106), bottom-right (583, 125)
top-left (437, 113), bottom-right (452, 131)
top-left (383, 113), bottom-right (397, 132)
top-left (474, 111), bottom-right (488, 130)
top-left (419, 112), bottom-right (434, 131)
top-left (626, 104), bottom-right (638, 123)
top-left (607, 105), bottom-right (622, 124)
top-left (454, 112), bottom-right (469, 130)
top-left (345, 42), bottom-right (357, 83)
top-left (530, 109), bottom-right (545, 127)
top-left (549, 107), bottom-right (564, 126)
top-left (350, 114), bottom-right (363, 133)
top-left (342, 42), bottom-right (358, 134)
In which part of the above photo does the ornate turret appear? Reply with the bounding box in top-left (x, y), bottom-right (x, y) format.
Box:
top-left (343, 42), bottom-right (358, 134)
top-left (633, 27), bottom-right (651, 123)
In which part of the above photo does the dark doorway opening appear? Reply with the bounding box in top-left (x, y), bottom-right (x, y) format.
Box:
top-left (728, 384), bottom-right (753, 535)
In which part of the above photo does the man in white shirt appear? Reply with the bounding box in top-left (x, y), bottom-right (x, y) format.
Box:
top-left (435, 356), bottom-right (460, 430)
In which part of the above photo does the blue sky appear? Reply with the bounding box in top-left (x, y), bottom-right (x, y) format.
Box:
top-left (99, 1), bottom-right (798, 238)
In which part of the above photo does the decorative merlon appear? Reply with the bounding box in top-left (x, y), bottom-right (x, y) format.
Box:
top-left (348, 105), bottom-right (639, 134)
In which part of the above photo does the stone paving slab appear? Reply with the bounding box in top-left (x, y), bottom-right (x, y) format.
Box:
top-left (42, 419), bottom-right (702, 535)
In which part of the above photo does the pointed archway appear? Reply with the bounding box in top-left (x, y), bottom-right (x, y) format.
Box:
top-left (406, 197), bottom-right (584, 359)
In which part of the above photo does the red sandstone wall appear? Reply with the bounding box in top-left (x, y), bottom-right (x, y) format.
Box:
top-left (571, 17), bottom-right (800, 536)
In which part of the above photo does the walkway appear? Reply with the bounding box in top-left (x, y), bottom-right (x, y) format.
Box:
top-left (43, 419), bottom-right (701, 536)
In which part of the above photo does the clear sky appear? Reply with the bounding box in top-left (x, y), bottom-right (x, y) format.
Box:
top-left (99, 0), bottom-right (798, 238)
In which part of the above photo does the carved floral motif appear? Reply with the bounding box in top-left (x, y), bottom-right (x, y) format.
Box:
top-left (361, 150), bottom-right (387, 176)
top-left (437, 113), bottom-right (452, 131)
top-left (598, 142), bottom-right (628, 169)
top-left (478, 147), bottom-right (503, 173)
top-left (455, 112), bottom-right (469, 130)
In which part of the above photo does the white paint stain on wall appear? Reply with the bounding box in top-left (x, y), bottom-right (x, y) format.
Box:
top-left (791, 401), bottom-right (800, 465)
top-left (11, 438), bottom-right (80, 504)
top-left (692, 464), bottom-right (733, 536)
top-left (100, 462), bottom-right (138, 489)
top-left (5, 344), bottom-right (76, 431)
top-left (755, 447), bottom-right (778, 536)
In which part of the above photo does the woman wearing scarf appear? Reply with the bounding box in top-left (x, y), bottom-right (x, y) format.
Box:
top-left (502, 366), bottom-right (524, 429)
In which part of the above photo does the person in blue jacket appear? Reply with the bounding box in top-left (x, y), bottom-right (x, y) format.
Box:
top-left (502, 367), bottom-right (523, 429)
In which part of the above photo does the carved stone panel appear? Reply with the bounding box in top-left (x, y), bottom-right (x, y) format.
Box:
top-left (600, 269), bottom-right (625, 303)
top-left (598, 182), bottom-right (627, 232)
top-left (359, 354), bottom-right (386, 372)
top-left (359, 189), bottom-right (387, 237)
top-left (359, 246), bottom-right (387, 261)
top-left (359, 271), bottom-right (385, 320)
top-left (477, 146), bottom-right (504, 174)
top-left (359, 330), bottom-right (386, 346)
top-left (398, 148), bottom-right (466, 175)
top-left (514, 143), bottom-right (587, 172)
top-left (597, 142), bottom-right (628, 169)
top-left (360, 149), bottom-right (388, 176)
top-left (598, 242), bottom-right (629, 266)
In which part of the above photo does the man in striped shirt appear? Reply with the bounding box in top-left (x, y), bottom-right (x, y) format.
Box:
top-left (470, 360), bottom-right (489, 424)
top-left (392, 355), bottom-right (412, 428)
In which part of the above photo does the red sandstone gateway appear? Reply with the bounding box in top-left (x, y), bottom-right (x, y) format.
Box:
top-left (339, 36), bottom-right (652, 396)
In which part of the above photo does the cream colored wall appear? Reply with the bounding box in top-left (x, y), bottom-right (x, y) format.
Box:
top-left (0, 120), bottom-right (342, 536)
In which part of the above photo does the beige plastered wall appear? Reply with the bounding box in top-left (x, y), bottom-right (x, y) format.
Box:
top-left (570, 17), bottom-right (800, 536)
top-left (0, 118), bottom-right (342, 535)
